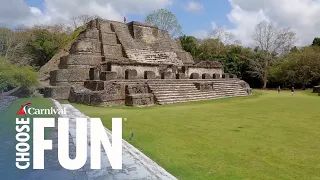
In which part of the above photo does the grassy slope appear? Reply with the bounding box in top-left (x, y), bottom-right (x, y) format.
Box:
top-left (74, 90), bottom-right (320, 180)
top-left (0, 98), bottom-right (54, 179)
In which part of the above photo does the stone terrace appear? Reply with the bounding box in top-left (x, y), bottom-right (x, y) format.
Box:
top-left (43, 18), bottom-right (251, 107)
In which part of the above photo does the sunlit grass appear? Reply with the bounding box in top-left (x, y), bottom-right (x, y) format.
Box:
top-left (73, 90), bottom-right (320, 180)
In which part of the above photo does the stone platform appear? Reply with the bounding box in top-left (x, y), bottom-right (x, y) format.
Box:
top-left (43, 18), bottom-right (251, 106)
top-left (68, 78), bottom-right (251, 107)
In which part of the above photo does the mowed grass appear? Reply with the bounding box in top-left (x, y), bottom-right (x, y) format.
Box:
top-left (73, 90), bottom-right (320, 180)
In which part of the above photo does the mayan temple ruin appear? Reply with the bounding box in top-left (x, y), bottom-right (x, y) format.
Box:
top-left (44, 18), bottom-right (251, 106)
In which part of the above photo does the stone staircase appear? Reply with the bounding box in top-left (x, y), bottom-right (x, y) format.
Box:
top-left (147, 80), bottom-right (249, 105)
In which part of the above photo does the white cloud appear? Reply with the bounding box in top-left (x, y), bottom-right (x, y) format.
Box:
top-left (191, 29), bottom-right (209, 39)
top-left (0, 0), bottom-right (173, 27)
top-left (191, 21), bottom-right (217, 39)
top-left (183, 1), bottom-right (204, 13)
top-left (227, 0), bottom-right (320, 46)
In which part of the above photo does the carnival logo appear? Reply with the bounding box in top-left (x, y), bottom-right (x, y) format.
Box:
top-left (16, 102), bottom-right (32, 115)
top-left (16, 102), bottom-right (66, 115)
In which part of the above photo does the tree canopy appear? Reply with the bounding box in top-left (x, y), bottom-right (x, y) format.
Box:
top-left (145, 9), bottom-right (182, 37)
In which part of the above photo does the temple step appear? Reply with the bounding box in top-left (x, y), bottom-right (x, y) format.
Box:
top-left (148, 81), bottom-right (249, 105)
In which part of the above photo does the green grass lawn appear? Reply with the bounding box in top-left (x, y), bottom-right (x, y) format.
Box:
top-left (73, 90), bottom-right (320, 180)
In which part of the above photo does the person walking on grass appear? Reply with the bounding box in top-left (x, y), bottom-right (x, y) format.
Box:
top-left (291, 87), bottom-right (295, 96)
top-left (278, 86), bottom-right (281, 94)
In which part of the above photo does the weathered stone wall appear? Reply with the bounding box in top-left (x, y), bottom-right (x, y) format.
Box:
top-left (171, 40), bottom-right (194, 65)
top-left (69, 83), bottom-right (126, 106)
top-left (43, 86), bottom-right (71, 100)
top-left (50, 69), bottom-right (89, 86)
top-left (70, 40), bottom-right (101, 54)
top-left (59, 54), bottom-right (102, 69)
top-left (194, 82), bottom-right (214, 91)
top-left (125, 84), bottom-right (154, 106)
top-left (111, 21), bottom-right (191, 66)
top-left (126, 49), bottom-right (184, 65)
top-left (185, 67), bottom-right (223, 79)
top-left (48, 19), bottom-right (104, 93)
top-left (110, 64), bottom-right (177, 79)
top-left (132, 23), bottom-right (158, 44)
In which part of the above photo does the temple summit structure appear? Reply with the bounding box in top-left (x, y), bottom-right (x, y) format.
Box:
top-left (44, 18), bottom-right (251, 106)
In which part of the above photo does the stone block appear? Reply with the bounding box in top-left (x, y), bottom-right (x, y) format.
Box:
top-left (103, 44), bottom-right (123, 58)
top-left (84, 81), bottom-right (104, 91)
top-left (126, 84), bottom-right (149, 94)
top-left (87, 20), bottom-right (97, 29)
top-left (213, 74), bottom-right (221, 79)
top-left (50, 82), bottom-right (84, 86)
top-left (125, 69), bottom-right (138, 79)
top-left (190, 73), bottom-right (200, 79)
top-left (175, 51), bottom-right (194, 65)
top-left (100, 71), bottom-right (117, 81)
top-left (83, 94), bottom-right (91, 105)
top-left (59, 54), bottom-right (102, 69)
top-left (43, 86), bottom-right (71, 100)
top-left (101, 32), bottom-right (118, 44)
top-left (144, 71), bottom-right (156, 79)
top-left (99, 22), bottom-right (112, 32)
top-left (161, 72), bottom-right (173, 79)
top-left (202, 73), bottom-right (212, 79)
top-left (78, 29), bottom-right (99, 40)
top-left (70, 40), bottom-right (101, 54)
top-left (176, 73), bottom-right (186, 79)
top-left (50, 69), bottom-right (89, 83)
top-left (222, 73), bottom-right (230, 79)
top-left (313, 86), bottom-right (320, 93)
top-left (125, 94), bottom-right (154, 106)
top-left (194, 83), bottom-right (213, 91)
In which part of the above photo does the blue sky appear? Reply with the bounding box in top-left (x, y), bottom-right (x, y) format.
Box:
top-left (10, 0), bottom-right (320, 45)
top-left (23, 0), bottom-right (233, 36)
top-left (129, 0), bottom-right (233, 35)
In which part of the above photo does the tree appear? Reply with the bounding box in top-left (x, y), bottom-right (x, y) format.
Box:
top-left (179, 35), bottom-right (199, 58)
top-left (196, 38), bottom-right (227, 61)
top-left (269, 46), bottom-right (320, 88)
top-left (210, 26), bottom-right (236, 45)
top-left (250, 21), bottom-right (296, 89)
top-left (0, 26), bottom-right (32, 65)
top-left (69, 14), bottom-right (100, 30)
top-left (312, 37), bottom-right (320, 46)
top-left (0, 57), bottom-right (38, 91)
top-left (223, 45), bottom-right (253, 78)
top-left (25, 27), bottom-right (69, 68)
top-left (145, 9), bottom-right (182, 37)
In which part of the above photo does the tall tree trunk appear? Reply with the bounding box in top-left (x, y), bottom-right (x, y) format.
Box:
top-left (263, 76), bottom-right (267, 89)
top-left (262, 58), bottom-right (269, 89)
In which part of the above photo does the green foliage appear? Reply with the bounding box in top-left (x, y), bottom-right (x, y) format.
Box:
top-left (312, 37), bottom-right (320, 46)
top-left (0, 57), bottom-right (38, 90)
top-left (26, 28), bottom-right (69, 68)
top-left (179, 36), bottom-right (260, 85)
top-left (145, 9), bottom-right (182, 37)
top-left (223, 45), bottom-right (253, 77)
top-left (179, 35), bottom-right (199, 58)
top-left (269, 46), bottom-right (320, 88)
top-left (197, 38), bottom-right (225, 60)
top-left (61, 25), bottom-right (86, 48)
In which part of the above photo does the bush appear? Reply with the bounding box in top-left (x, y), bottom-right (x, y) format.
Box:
top-left (0, 57), bottom-right (38, 91)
